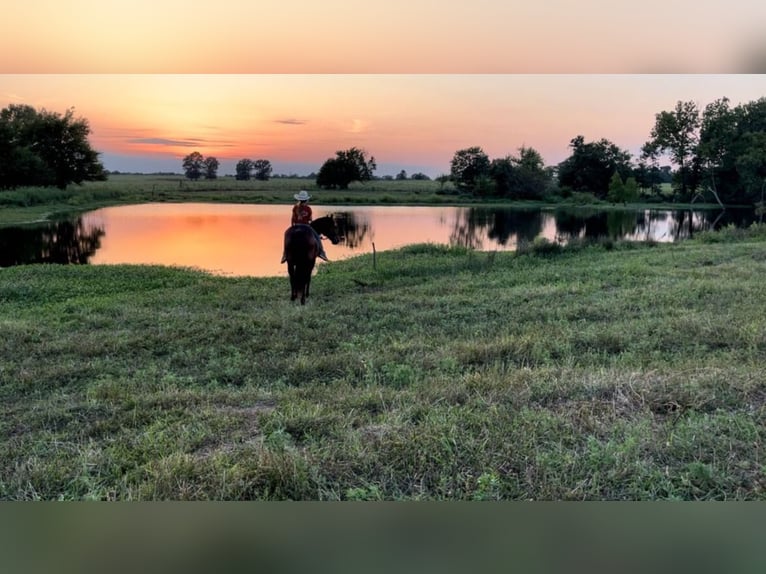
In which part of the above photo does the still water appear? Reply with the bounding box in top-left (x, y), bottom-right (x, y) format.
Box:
top-left (0, 203), bottom-right (758, 277)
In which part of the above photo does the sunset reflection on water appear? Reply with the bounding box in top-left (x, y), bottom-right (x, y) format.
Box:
top-left (82, 203), bottom-right (492, 277)
top-left (68, 203), bottom-right (755, 278)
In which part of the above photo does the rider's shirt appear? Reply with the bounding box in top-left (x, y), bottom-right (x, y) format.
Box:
top-left (292, 203), bottom-right (312, 225)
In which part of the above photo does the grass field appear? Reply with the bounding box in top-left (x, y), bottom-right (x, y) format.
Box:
top-left (0, 175), bottom-right (467, 226)
top-left (0, 175), bottom-right (708, 228)
top-left (2, 223), bottom-right (765, 500)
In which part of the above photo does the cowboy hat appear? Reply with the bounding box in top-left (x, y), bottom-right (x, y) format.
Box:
top-left (294, 190), bottom-right (311, 201)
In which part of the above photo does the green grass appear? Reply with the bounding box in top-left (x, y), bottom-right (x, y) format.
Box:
top-left (2, 223), bottom-right (766, 499)
top-left (1, 175), bottom-right (725, 227)
top-left (0, 175), bottom-right (465, 226)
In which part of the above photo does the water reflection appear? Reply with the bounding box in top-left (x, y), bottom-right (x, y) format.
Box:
top-left (332, 212), bottom-right (371, 249)
top-left (0, 218), bottom-right (105, 266)
top-left (0, 204), bottom-right (757, 277)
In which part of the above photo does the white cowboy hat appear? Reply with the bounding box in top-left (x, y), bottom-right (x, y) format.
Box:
top-left (294, 190), bottom-right (311, 201)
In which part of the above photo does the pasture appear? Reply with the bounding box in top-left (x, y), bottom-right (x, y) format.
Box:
top-left (2, 224), bottom-right (765, 500)
top-left (0, 174), bottom-right (689, 228)
top-left (0, 175), bottom-right (462, 226)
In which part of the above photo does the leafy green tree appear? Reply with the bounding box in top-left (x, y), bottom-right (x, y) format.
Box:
top-left (396, 170), bottom-right (408, 180)
top-left (707, 97), bottom-right (766, 205)
top-left (735, 131), bottom-right (766, 204)
top-left (511, 146), bottom-right (548, 200)
top-left (489, 156), bottom-right (514, 197)
top-left (623, 177), bottom-right (639, 203)
top-left (410, 172), bottom-right (430, 180)
top-left (450, 146), bottom-right (490, 192)
top-left (182, 152), bottom-right (205, 181)
top-left (558, 136), bottom-right (633, 199)
top-left (0, 104), bottom-right (106, 190)
top-left (695, 97), bottom-right (737, 205)
top-left (316, 147), bottom-right (376, 189)
top-left (203, 156), bottom-right (219, 179)
top-left (643, 100), bottom-right (700, 200)
top-left (253, 159), bottom-right (272, 181)
top-left (235, 158), bottom-right (253, 180)
top-left (607, 171), bottom-right (625, 203)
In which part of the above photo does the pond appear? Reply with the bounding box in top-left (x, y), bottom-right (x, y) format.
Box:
top-left (0, 203), bottom-right (759, 277)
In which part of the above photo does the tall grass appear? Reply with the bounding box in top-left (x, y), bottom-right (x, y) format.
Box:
top-left (2, 225), bottom-right (765, 499)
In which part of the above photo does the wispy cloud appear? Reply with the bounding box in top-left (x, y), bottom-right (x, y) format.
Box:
top-left (275, 118), bottom-right (307, 125)
top-left (128, 137), bottom-right (202, 147)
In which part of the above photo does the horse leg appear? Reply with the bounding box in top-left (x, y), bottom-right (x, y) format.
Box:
top-left (300, 267), bottom-right (310, 305)
top-left (288, 263), bottom-right (298, 301)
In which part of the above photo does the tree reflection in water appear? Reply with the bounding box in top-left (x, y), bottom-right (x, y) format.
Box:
top-left (0, 218), bottom-right (105, 267)
top-left (330, 211), bottom-right (371, 248)
top-left (448, 208), bottom-right (544, 249)
top-left (1, 205), bottom-right (758, 274)
top-left (448, 206), bottom-right (758, 250)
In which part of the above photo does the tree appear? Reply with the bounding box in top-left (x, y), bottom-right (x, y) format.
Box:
top-left (235, 158), bottom-right (253, 180)
top-left (699, 97), bottom-right (766, 205)
top-left (607, 172), bottom-right (625, 203)
top-left (316, 147), bottom-right (376, 189)
top-left (558, 136), bottom-right (633, 199)
top-left (643, 100), bottom-right (700, 200)
top-left (203, 156), bottom-right (219, 180)
top-left (450, 146), bottom-right (490, 192)
top-left (396, 170), bottom-right (408, 180)
top-left (623, 177), bottom-right (639, 203)
top-left (410, 172), bottom-right (430, 180)
top-left (489, 156), bottom-right (514, 197)
top-left (182, 152), bottom-right (205, 181)
top-left (735, 132), bottom-right (766, 204)
top-left (0, 104), bottom-right (106, 190)
top-left (511, 146), bottom-right (548, 200)
top-left (253, 159), bottom-right (272, 181)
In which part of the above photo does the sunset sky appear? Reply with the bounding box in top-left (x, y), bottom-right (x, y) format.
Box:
top-left (1, 1), bottom-right (764, 176)
top-left (2, 0), bottom-right (765, 73)
top-left (2, 74), bottom-right (764, 177)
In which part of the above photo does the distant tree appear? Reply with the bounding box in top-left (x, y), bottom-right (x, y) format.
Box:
top-left (253, 159), bottom-right (272, 181)
top-left (607, 172), bottom-right (625, 203)
top-left (0, 104), bottom-right (106, 190)
top-left (395, 170), bottom-right (408, 180)
top-left (511, 146), bottom-right (548, 200)
top-left (489, 157), bottom-right (514, 197)
top-left (435, 174), bottom-right (451, 191)
top-left (633, 160), bottom-right (658, 196)
top-left (558, 135), bottom-right (633, 199)
top-left (203, 156), bottom-right (219, 180)
top-left (316, 147), bottom-right (376, 189)
top-left (182, 152), bottom-right (205, 181)
top-left (623, 177), bottom-right (639, 203)
top-left (643, 100), bottom-right (700, 200)
top-left (235, 158), bottom-right (253, 180)
top-left (450, 146), bottom-right (491, 192)
top-left (410, 172), bottom-right (430, 180)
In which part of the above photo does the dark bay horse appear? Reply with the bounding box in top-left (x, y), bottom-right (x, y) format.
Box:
top-left (283, 216), bottom-right (341, 304)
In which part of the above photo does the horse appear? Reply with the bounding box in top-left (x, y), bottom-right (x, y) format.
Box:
top-left (283, 216), bottom-right (342, 304)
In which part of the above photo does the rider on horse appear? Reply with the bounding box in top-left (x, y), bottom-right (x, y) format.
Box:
top-left (281, 190), bottom-right (329, 263)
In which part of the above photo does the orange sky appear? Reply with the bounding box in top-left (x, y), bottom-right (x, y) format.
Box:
top-left (2, 1), bottom-right (765, 175)
top-left (1, 1), bottom-right (765, 73)
top-left (2, 74), bottom-right (765, 176)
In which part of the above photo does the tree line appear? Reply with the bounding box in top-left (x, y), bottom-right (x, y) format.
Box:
top-left (2, 97), bottom-right (764, 206)
top-left (446, 97), bottom-right (765, 206)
